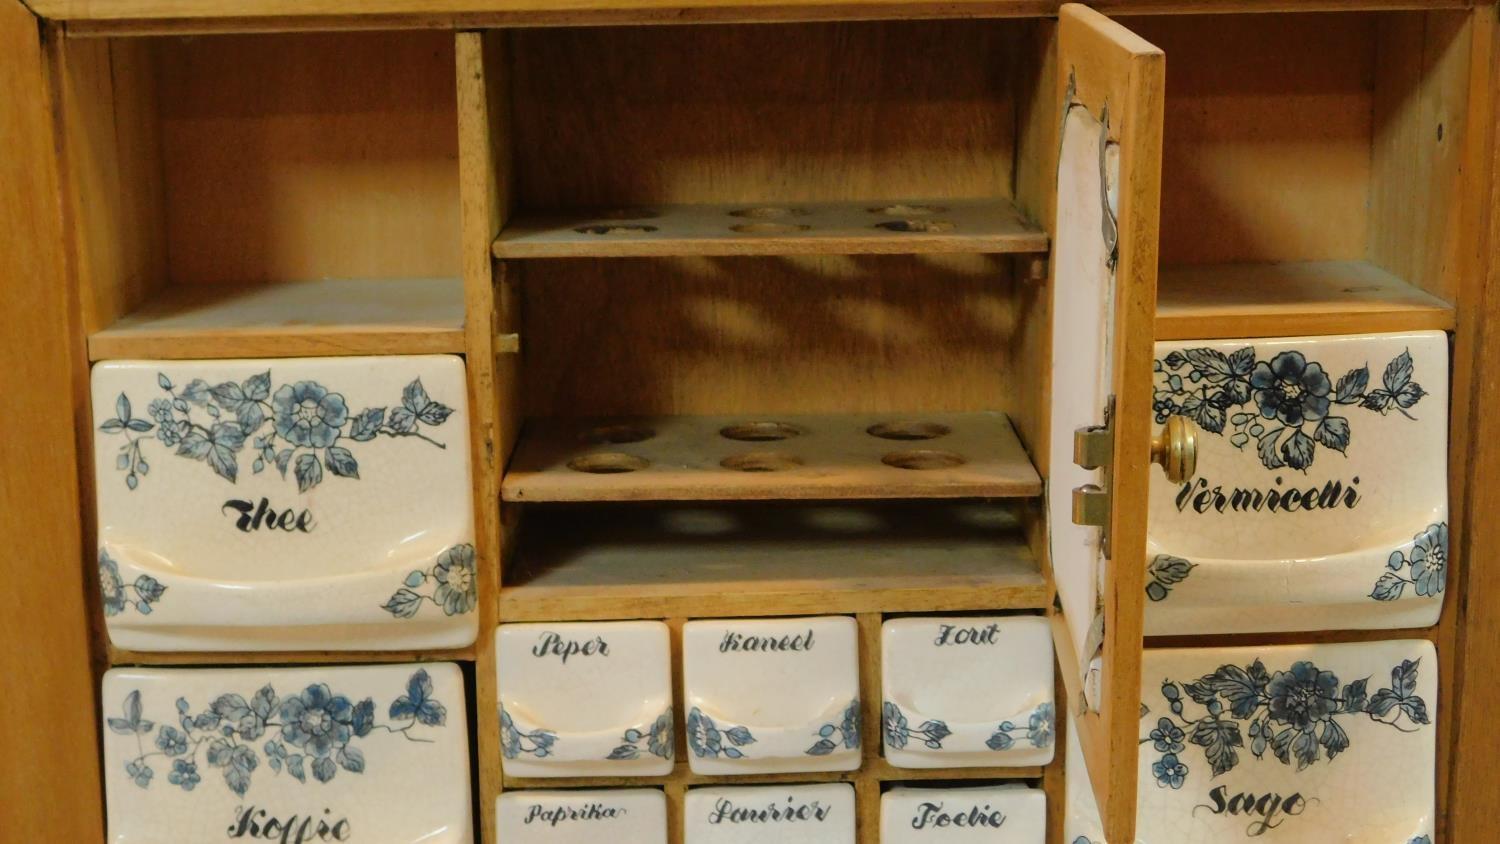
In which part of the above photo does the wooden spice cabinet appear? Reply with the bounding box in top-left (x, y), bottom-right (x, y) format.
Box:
top-left (1, 0), bottom-right (1498, 842)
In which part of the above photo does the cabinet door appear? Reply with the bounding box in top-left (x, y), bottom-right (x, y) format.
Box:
top-left (1046, 5), bottom-right (1164, 843)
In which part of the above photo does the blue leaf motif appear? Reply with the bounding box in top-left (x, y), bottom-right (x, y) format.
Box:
top-left (294, 453), bottom-right (322, 493)
top-left (325, 446), bottom-right (359, 479)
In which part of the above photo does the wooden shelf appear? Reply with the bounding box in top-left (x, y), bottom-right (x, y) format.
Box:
top-left (106, 645), bottom-right (475, 666)
top-left (88, 278), bottom-right (466, 360)
top-left (502, 412), bottom-right (1042, 503)
top-left (492, 200), bottom-right (1049, 259)
top-left (502, 759), bottom-right (1043, 789)
top-left (499, 502), bottom-right (1048, 621)
top-left (1155, 261), bottom-right (1455, 340)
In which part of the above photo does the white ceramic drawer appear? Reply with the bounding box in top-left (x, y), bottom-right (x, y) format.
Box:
top-left (881, 616), bottom-right (1054, 768)
top-left (102, 662), bottom-right (471, 843)
top-left (685, 783), bottom-right (856, 843)
top-left (91, 356), bottom-right (475, 651)
top-left (497, 789), bottom-right (668, 842)
top-left (1148, 331), bottom-right (1448, 634)
top-left (682, 616), bottom-right (860, 775)
top-left (1066, 639), bottom-right (1438, 843)
top-left (881, 785), bottom-right (1046, 843)
top-left (496, 621), bottom-right (674, 777)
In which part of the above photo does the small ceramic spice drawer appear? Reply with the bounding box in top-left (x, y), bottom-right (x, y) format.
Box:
top-left (91, 355), bottom-right (475, 652)
top-left (881, 615), bottom-right (1055, 768)
top-left (497, 789), bottom-right (668, 842)
top-left (685, 783), bottom-right (856, 843)
top-left (682, 616), bottom-right (861, 775)
top-left (1147, 331), bottom-right (1448, 635)
top-left (497, 621), bottom-right (674, 777)
top-left (102, 662), bottom-right (471, 843)
top-left (881, 785), bottom-right (1046, 843)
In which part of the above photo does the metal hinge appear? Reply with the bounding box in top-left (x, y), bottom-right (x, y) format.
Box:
top-left (1070, 396), bottom-right (1114, 557)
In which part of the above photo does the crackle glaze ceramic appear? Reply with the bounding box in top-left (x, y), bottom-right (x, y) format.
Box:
top-left (102, 662), bottom-right (472, 843)
top-left (682, 616), bottom-right (860, 775)
top-left (881, 785), bottom-right (1046, 842)
top-left (684, 783), bottom-right (855, 843)
top-left (1147, 332), bottom-right (1448, 634)
top-left (1062, 708), bottom-right (1109, 844)
top-left (881, 616), bottom-right (1055, 768)
top-left (497, 789), bottom-right (668, 842)
top-left (496, 621), bottom-right (674, 777)
top-left (90, 356), bottom-right (475, 651)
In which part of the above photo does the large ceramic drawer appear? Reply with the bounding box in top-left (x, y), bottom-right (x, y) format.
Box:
top-left (1065, 639), bottom-right (1437, 843)
top-left (496, 621), bottom-right (674, 777)
top-left (102, 662), bottom-right (472, 843)
top-left (685, 783), bottom-right (856, 843)
top-left (1148, 332), bottom-right (1448, 634)
top-left (683, 616), bottom-right (861, 775)
top-left (498, 789), bottom-right (668, 842)
top-left (91, 356), bottom-right (475, 651)
top-left (881, 785), bottom-right (1046, 843)
top-left (881, 615), bottom-right (1054, 768)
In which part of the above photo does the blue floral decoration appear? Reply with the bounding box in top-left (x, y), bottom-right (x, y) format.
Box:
top-left (500, 707), bottom-right (558, 759)
top-left (986, 702), bottom-right (1055, 751)
top-left (808, 699), bottom-right (862, 756)
top-left (1372, 523), bottom-right (1449, 601)
top-left (882, 701), bottom-right (952, 750)
top-left (99, 549), bottom-right (165, 616)
top-left (686, 707), bottom-right (756, 760)
top-left (110, 669), bottom-right (446, 796)
top-left (1148, 658), bottom-right (1430, 788)
top-left (1146, 554), bottom-right (1195, 602)
top-left (1410, 836), bottom-right (1432, 844)
top-left (100, 372), bottom-right (453, 492)
top-left (1154, 347), bottom-right (1425, 471)
top-left (381, 544), bottom-right (478, 619)
top-left (607, 709), bottom-right (675, 761)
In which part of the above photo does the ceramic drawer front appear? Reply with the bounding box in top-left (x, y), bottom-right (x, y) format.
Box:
top-left (102, 662), bottom-right (472, 843)
top-left (498, 789), bottom-right (667, 842)
top-left (91, 356), bottom-right (476, 652)
top-left (881, 786), bottom-right (1046, 843)
top-left (881, 615), bottom-right (1054, 769)
top-left (1148, 331), bottom-right (1449, 635)
top-left (1065, 640), bottom-right (1438, 843)
top-left (686, 784), bottom-right (855, 843)
top-left (683, 616), bottom-right (861, 775)
top-left (496, 621), bottom-right (674, 777)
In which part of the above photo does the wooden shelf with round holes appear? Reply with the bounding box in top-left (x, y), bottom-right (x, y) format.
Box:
top-left (491, 199), bottom-right (1050, 258)
top-left (500, 412), bottom-right (1043, 502)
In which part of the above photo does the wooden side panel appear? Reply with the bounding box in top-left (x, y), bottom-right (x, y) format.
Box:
top-left (1053, 6), bottom-right (1164, 843)
top-left (0, 4), bottom-right (104, 841)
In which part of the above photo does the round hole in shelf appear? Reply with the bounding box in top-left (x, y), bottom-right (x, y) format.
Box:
top-left (589, 207), bottom-right (660, 220)
top-left (875, 219), bottom-right (956, 233)
top-left (574, 224), bottom-right (660, 235)
top-left (580, 424), bottom-right (655, 445)
top-left (866, 421), bottom-right (953, 441)
top-left (882, 449), bottom-right (966, 470)
top-left (728, 206), bottom-right (811, 219)
top-left (721, 451), bottom-right (804, 472)
top-left (731, 222), bottom-right (812, 234)
top-left (867, 203), bottom-right (948, 216)
top-left (567, 453), bottom-right (650, 474)
top-left (719, 421), bottom-right (805, 442)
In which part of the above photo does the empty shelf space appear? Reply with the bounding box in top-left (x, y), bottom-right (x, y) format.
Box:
top-left (502, 412), bottom-right (1042, 503)
top-left (88, 278), bottom-right (466, 360)
top-left (500, 502), bottom-right (1048, 621)
top-left (1155, 261), bottom-right (1455, 340)
top-left (491, 199), bottom-right (1049, 259)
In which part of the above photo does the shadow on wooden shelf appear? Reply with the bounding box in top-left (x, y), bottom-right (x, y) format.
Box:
top-left (500, 502), bottom-right (1047, 621)
top-left (106, 644), bottom-right (476, 667)
top-left (492, 199), bottom-right (1049, 259)
top-left (502, 412), bottom-right (1043, 503)
top-left (1155, 261), bottom-right (1456, 340)
top-left (88, 278), bottom-right (467, 360)
top-left (502, 758), bottom-right (1044, 790)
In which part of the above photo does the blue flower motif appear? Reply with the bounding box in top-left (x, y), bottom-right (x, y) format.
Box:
top-left (1153, 752), bottom-right (1187, 789)
top-left (125, 759), bottom-right (153, 788)
top-left (278, 684), bottom-right (354, 758)
top-left (1027, 702), bottom-right (1055, 748)
top-left (1149, 717), bottom-right (1185, 753)
top-left (1410, 523), bottom-right (1448, 598)
top-left (882, 702), bottom-right (909, 750)
top-left (648, 711), bottom-right (674, 759)
top-left (1266, 661), bottom-right (1339, 732)
top-left (155, 725), bottom-right (188, 757)
top-left (167, 759), bottom-right (200, 791)
top-left (1249, 351), bottom-right (1331, 427)
top-left (99, 550), bottom-right (126, 617)
top-left (432, 545), bottom-right (477, 616)
top-left (272, 381), bottom-right (349, 448)
top-left (499, 707), bottom-right (556, 759)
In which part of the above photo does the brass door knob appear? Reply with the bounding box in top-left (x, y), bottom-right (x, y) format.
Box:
top-left (1151, 415), bottom-right (1198, 483)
